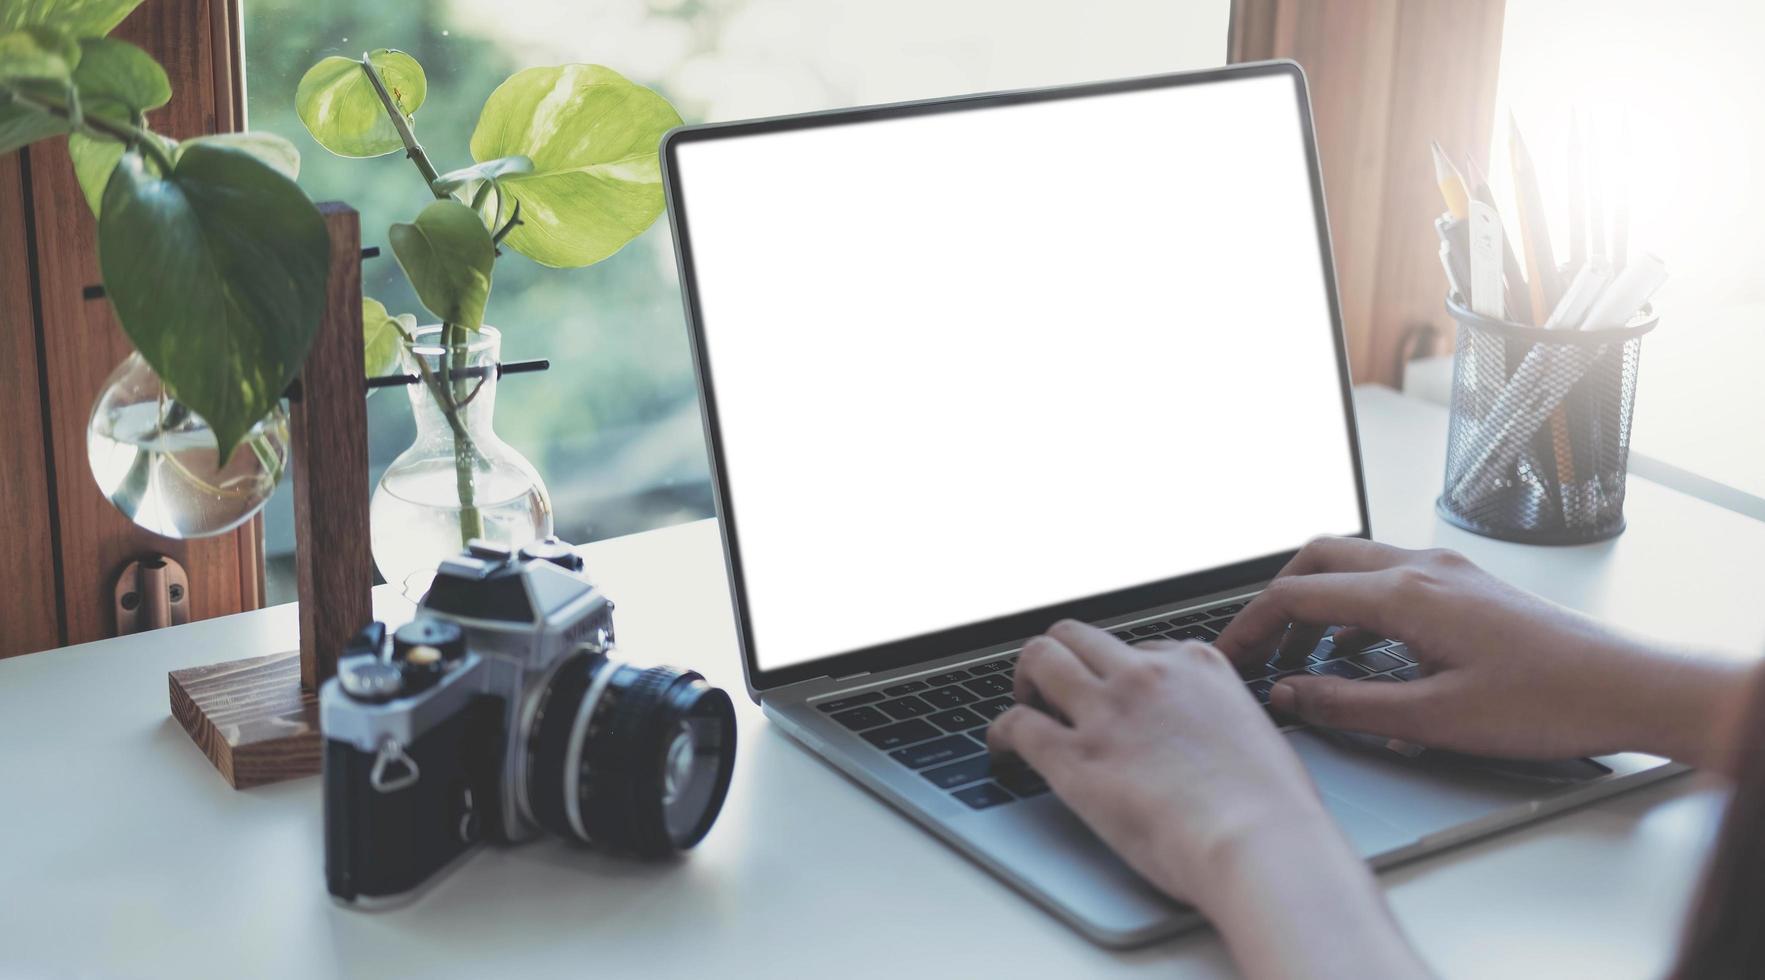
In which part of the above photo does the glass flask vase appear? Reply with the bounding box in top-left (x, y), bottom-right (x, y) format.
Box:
top-left (86, 352), bottom-right (289, 539)
top-left (370, 325), bottom-right (553, 598)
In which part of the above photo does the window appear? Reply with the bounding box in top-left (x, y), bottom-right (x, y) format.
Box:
top-left (244, 0), bottom-right (1228, 600)
top-left (1481, 0), bottom-right (1765, 515)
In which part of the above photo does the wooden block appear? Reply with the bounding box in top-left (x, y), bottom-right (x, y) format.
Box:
top-left (168, 651), bottom-right (320, 790)
top-left (290, 203), bottom-right (375, 692)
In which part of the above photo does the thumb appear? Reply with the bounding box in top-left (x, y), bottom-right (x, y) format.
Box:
top-left (1270, 674), bottom-right (1426, 736)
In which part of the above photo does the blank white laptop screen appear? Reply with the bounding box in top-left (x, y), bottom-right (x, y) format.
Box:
top-left (670, 70), bottom-right (1363, 674)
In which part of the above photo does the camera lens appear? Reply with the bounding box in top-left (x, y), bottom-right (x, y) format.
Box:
top-left (524, 651), bottom-right (736, 856)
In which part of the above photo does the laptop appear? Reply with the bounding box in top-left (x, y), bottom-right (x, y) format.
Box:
top-left (658, 61), bottom-right (1682, 947)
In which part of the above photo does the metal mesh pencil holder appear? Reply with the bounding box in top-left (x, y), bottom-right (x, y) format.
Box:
top-left (1436, 294), bottom-right (1656, 545)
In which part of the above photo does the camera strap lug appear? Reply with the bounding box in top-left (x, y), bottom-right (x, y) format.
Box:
top-left (369, 738), bottom-right (421, 794)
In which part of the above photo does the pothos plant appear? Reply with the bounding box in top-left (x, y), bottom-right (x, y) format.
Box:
top-left (0, 0), bottom-right (328, 465)
top-left (295, 48), bottom-right (681, 545)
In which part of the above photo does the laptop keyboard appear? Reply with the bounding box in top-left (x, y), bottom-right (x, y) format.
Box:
top-left (814, 602), bottom-right (1420, 810)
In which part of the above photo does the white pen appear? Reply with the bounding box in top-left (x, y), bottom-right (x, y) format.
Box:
top-left (1580, 252), bottom-right (1667, 330)
top-left (1543, 262), bottom-right (1612, 331)
top-left (1440, 243), bottom-right (1468, 301)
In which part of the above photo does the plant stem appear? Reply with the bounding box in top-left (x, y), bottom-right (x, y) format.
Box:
top-left (8, 87), bottom-right (175, 173)
top-left (361, 59), bottom-right (486, 547)
top-left (356, 53), bottom-right (447, 198)
top-left (491, 199), bottom-right (523, 248)
top-left (392, 323), bottom-right (485, 547)
top-left (441, 322), bottom-right (485, 544)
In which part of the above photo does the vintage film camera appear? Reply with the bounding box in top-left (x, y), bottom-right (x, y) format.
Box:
top-left (321, 538), bottom-right (737, 905)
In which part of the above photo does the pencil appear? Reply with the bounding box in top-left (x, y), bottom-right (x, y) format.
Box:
top-left (1612, 117), bottom-right (1630, 274)
top-left (1431, 140), bottom-right (1470, 221)
top-left (1568, 111), bottom-right (1587, 273)
top-left (1508, 113), bottom-right (1576, 511)
top-left (1508, 112), bottom-right (1566, 322)
top-left (1588, 115), bottom-right (1607, 269)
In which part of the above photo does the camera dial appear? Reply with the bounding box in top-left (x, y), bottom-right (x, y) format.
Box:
top-left (393, 620), bottom-right (466, 661)
top-left (338, 656), bottom-right (403, 703)
top-left (519, 537), bottom-right (584, 573)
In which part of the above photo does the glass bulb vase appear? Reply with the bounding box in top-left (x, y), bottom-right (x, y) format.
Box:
top-left (370, 325), bottom-right (553, 599)
top-left (86, 352), bottom-right (289, 539)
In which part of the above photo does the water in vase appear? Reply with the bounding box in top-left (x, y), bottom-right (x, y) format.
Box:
top-left (87, 399), bottom-right (288, 539)
top-left (370, 456), bottom-right (551, 599)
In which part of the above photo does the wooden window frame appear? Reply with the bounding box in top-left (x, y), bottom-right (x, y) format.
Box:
top-left (1230, 0), bottom-right (1508, 386)
top-left (1, 0), bottom-right (259, 656)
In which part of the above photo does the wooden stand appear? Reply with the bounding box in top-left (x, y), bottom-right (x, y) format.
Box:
top-left (168, 203), bottom-right (374, 789)
top-left (168, 651), bottom-right (319, 789)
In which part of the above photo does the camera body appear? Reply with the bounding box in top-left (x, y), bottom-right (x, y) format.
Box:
top-left (321, 539), bottom-right (615, 904)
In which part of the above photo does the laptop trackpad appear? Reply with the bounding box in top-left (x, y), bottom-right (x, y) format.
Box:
top-left (1287, 728), bottom-right (1611, 857)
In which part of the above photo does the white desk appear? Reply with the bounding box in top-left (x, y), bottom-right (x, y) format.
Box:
top-left (5, 386), bottom-right (1762, 979)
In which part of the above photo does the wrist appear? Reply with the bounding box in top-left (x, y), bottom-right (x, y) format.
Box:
top-left (1192, 804), bottom-right (1342, 917)
top-left (1197, 812), bottom-right (1427, 979)
top-left (1176, 793), bottom-right (1337, 922)
top-left (1602, 642), bottom-right (1754, 768)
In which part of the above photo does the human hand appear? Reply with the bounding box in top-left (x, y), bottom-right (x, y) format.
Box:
top-left (986, 621), bottom-right (1432, 979)
top-left (986, 620), bottom-right (1335, 907)
top-left (1214, 537), bottom-right (1745, 765)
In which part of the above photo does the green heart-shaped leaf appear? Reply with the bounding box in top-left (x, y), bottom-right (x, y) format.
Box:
top-left (98, 142), bottom-right (330, 462)
top-left (468, 64), bottom-right (680, 268)
top-left (389, 199), bottom-right (494, 330)
top-left (70, 36), bottom-right (167, 113)
top-left (362, 296), bottom-right (415, 381)
top-left (0, 26), bottom-right (81, 85)
top-left (295, 49), bottom-right (425, 158)
top-left (1, 0), bottom-right (143, 39)
top-left (431, 153), bottom-right (532, 196)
